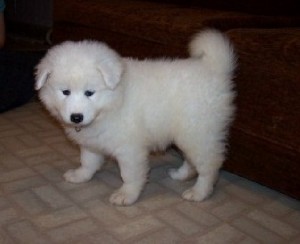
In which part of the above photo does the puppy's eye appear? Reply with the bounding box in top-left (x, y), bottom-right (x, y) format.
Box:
top-left (62, 90), bottom-right (71, 96)
top-left (85, 90), bottom-right (95, 97)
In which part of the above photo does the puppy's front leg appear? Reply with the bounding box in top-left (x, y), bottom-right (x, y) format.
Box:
top-left (64, 147), bottom-right (104, 183)
top-left (110, 149), bottom-right (148, 206)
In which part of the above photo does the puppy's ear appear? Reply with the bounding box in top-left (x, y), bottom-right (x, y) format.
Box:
top-left (97, 57), bottom-right (123, 90)
top-left (35, 70), bottom-right (51, 90)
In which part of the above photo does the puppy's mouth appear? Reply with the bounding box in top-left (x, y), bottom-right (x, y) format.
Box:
top-left (75, 126), bottom-right (82, 132)
top-left (65, 123), bottom-right (90, 132)
top-left (66, 113), bottom-right (93, 132)
top-left (58, 111), bottom-right (98, 132)
top-left (62, 119), bottom-right (92, 132)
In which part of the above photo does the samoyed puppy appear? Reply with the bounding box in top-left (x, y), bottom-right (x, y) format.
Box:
top-left (35, 29), bottom-right (236, 206)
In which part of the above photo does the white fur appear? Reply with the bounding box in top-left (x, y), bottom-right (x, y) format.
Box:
top-left (35, 29), bottom-right (236, 206)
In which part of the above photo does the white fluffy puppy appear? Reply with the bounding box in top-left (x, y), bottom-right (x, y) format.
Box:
top-left (35, 29), bottom-right (236, 206)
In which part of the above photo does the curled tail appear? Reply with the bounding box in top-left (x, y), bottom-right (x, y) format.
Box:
top-left (189, 29), bottom-right (236, 74)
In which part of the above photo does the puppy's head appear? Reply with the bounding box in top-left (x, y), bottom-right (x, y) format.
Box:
top-left (35, 40), bottom-right (123, 128)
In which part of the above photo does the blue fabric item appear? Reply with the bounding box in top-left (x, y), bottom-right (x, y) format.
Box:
top-left (0, 0), bottom-right (5, 12)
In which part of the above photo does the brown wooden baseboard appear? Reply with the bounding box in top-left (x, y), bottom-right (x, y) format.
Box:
top-left (226, 128), bottom-right (300, 200)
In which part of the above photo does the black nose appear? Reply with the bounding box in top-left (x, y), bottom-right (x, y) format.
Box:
top-left (70, 113), bottom-right (84, 124)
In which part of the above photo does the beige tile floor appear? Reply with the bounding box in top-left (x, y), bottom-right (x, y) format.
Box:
top-left (0, 99), bottom-right (299, 243)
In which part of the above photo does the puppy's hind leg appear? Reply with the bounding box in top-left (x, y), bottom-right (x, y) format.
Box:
top-left (64, 147), bottom-right (104, 183)
top-left (182, 168), bottom-right (219, 202)
top-left (175, 133), bottom-right (224, 202)
top-left (182, 151), bottom-right (223, 202)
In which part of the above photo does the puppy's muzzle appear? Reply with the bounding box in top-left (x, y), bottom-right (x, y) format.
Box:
top-left (70, 113), bottom-right (84, 124)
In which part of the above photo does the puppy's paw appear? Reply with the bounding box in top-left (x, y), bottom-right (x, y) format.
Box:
top-left (109, 187), bottom-right (139, 206)
top-left (168, 167), bottom-right (197, 181)
top-left (182, 187), bottom-right (211, 202)
top-left (168, 168), bottom-right (187, 181)
top-left (63, 167), bottom-right (93, 183)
